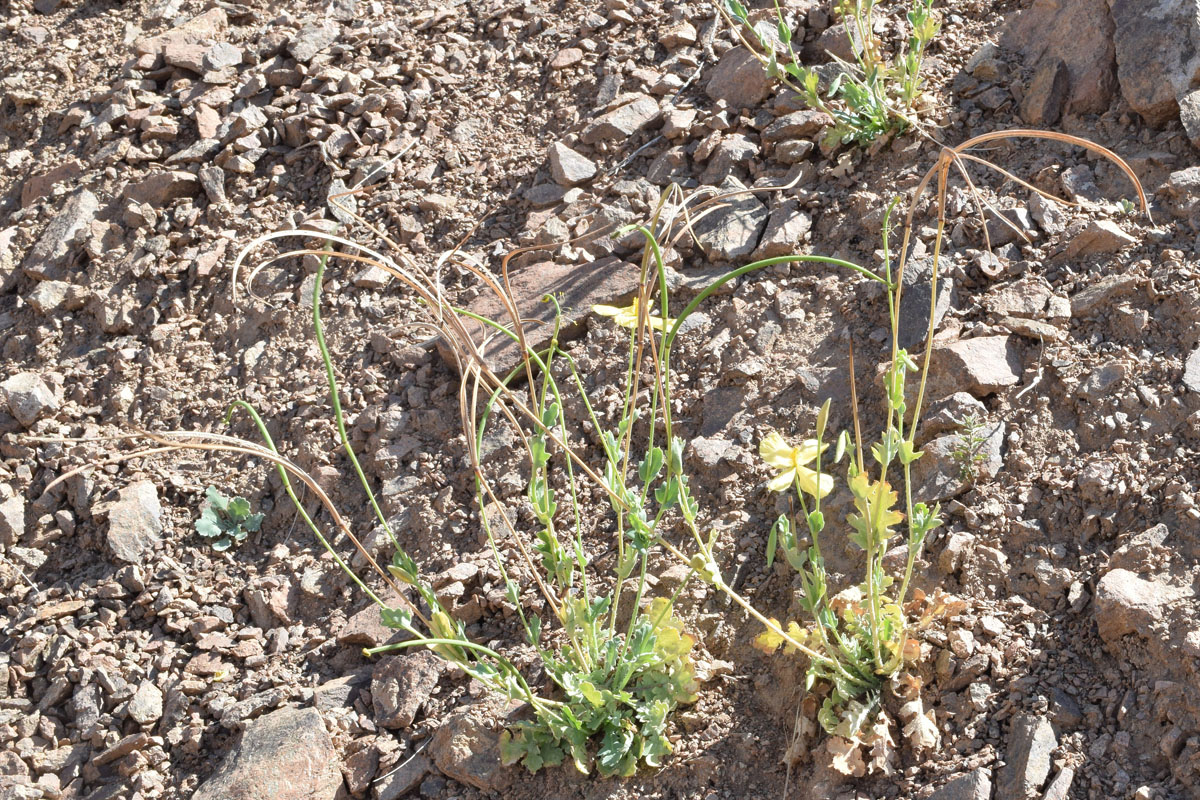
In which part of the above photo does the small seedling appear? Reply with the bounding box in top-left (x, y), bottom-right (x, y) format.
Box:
top-left (195, 486), bottom-right (263, 551)
top-left (722, 0), bottom-right (941, 148)
top-left (950, 412), bottom-right (989, 482)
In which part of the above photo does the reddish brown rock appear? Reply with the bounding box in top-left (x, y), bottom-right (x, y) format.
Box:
top-left (192, 707), bottom-right (343, 800)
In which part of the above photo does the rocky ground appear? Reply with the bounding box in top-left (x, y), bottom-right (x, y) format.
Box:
top-left (2, 0), bottom-right (1199, 799)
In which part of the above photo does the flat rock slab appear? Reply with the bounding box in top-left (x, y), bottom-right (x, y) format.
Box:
top-left (1094, 568), bottom-right (1190, 644)
top-left (581, 94), bottom-right (660, 144)
top-left (926, 335), bottom-right (1022, 400)
top-left (372, 650), bottom-right (444, 729)
top-left (693, 176), bottom-right (769, 262)
top-left (192, 706), bottom-right (343, 800)
top-left (430, 703), bottom-right (512, 793)
top-left (21, 188), bottom-right (99, 281)
top-left (438, 256), bottom-right (641, 377)
top-left (929, 767), bottom-right (992, 800)
top-left (102, 480), bottom-right (163, 565)
top-left (1184, 346), bottom-right (1200, 394)
top-left (997, 713), bottom-right (1056, 798)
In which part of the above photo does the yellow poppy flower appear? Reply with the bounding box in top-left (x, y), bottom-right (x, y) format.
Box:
top-left (592, 299), bottom-right (675, 332)
top-left (759, 431), bottom-right (834, 498)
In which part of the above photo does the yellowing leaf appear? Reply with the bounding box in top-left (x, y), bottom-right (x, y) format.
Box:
top-left (753, 618), bottom-right (786, 653)
top-left (782, 621), bottom-right (808, 654)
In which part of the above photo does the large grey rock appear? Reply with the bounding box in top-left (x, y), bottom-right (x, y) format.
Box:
top-left (926, 336), bottom-right (1022, 399)
top-left (21, 188), bottom-right (99, 280)
top-left (192, 706), bottom-right (343, 800)
top-left (1184, 346), bottom-right (1200, 394)
top-left (705, 46), bottom-right (774, 107)
top-left (371, 651), bottom-right (443, 729)
top-left (1179, 88), bottom-right (1200, 149)
top-left (752, 201), bottom-right (811, 259)
top-left (1002, 0), bottom-right (1116, 114)
top-left (1094, 568), bottom-right (1189, 644)
top-left (929, 767), bottom-right (992, 800)
top-left (581, 94), bottom-right (660, 144)
top-left (1, 372), bottom-right (59, 427)
top-left (548, 141), bottom-right (596, 186)
top-left (997, 714), bottom-right (1056, 799)
top-left (1107, 0), bottom-right (1200, 125)
top-left (897, 257), bottom-right (955, 349)
top-left (430, 704), bottom-right (512, 793)
top-left (1061, 220), bottom-right (1137, 260)
top-left (693, 176), bottom-right (769, 262)
top-left (103, 481), bottom-right (163, 565)
top-left (288, 22), bottom-right (340, 63)
top-left (1020, 58), bottom-right (1069, 126)
top-left (911, 421), bottom-right (1005, 502)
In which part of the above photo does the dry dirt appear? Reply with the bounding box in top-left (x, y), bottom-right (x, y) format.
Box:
top-left (2, 0), bottom-right (1199, 799)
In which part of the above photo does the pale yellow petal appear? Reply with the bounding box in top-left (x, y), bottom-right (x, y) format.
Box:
top-left (767, 469), bottom-right (796, 492)
top-left (792, 439), bottom-right (828, 466)
top-left (760, 432), bottom-right (795, 469)
top-left (796, 466), bottom-right (835, 499)
top-left (593, 304), bottom-right (622, 317)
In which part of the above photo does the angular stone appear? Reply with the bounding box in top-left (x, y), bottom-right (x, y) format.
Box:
top-left (337, 594), bottom-right (410, 649)
top-left (911, 421), bottom-right (1006, 502)
top-left (439, 256), bottom-right (641, 376)
top-left (1043, 766), bottom-right (1075, 800)
top-left (581, 94), bottom-right (660, 144)
top-left (693, 176), bottom-right (769, 262)
top-left (929, 767), bottom-right (992, 800)
top-left (21, 188), bottom-right (99, 280)
top-left (430, 705), bottom-right (511, 793)
top-left (375, 754), bottom-right (431, 800)
top-left (927, 336), bottom-right (1022, 399)
top-left (897, 257), bottom-right (955, 349)
top-left (123, 171), bottom-right (200, 207)
top-left (762, 109), bottom-right (831, 142)
top-left (1002, 0), bottom-right (1116, 114)
top-left (548, 142), bottom-right (596, 186)
top-left (1184, 346), bottom-right (1200, 394)
top-left (0, 495), bottom-right (23, 547)
top-left (1094, 568), bottom-right (1189, 644)
top-left (699, 133), bottom-right (758, 185)
top-left (1, 372), bottom-right (59, 427)
top-left (1108, 0), bottom-right (1200, 125)
top-left (1061, 220), bottom-right (1137, 260)
top-left (103, 480), bottom-right (163, 565)
top-left (646, 146), bottom-right (690, 185)
top-left (127, 680), bottom-right (163, 725)
top-left (371, 651), bottom-right (443, 729)
top-left (192, 707), bottom-right (343, 800)
top-left (997, 714), bottom-right (1056, 799)
top-left (549, 47), bottom-right (583, 70)
top-left (705, 46), bottom-right (774, 108)
top-left (1020, 58), bottom-right (1069, 126)
top-left (752, 201), bottom-right (812, 259)
top-left (983, 275), bottom-right (1053, 318)
top-left (288, 22), bottom-right (340, 63)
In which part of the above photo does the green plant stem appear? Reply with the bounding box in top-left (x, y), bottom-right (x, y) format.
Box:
top-left (224, 400), bottom-right (385, 609)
